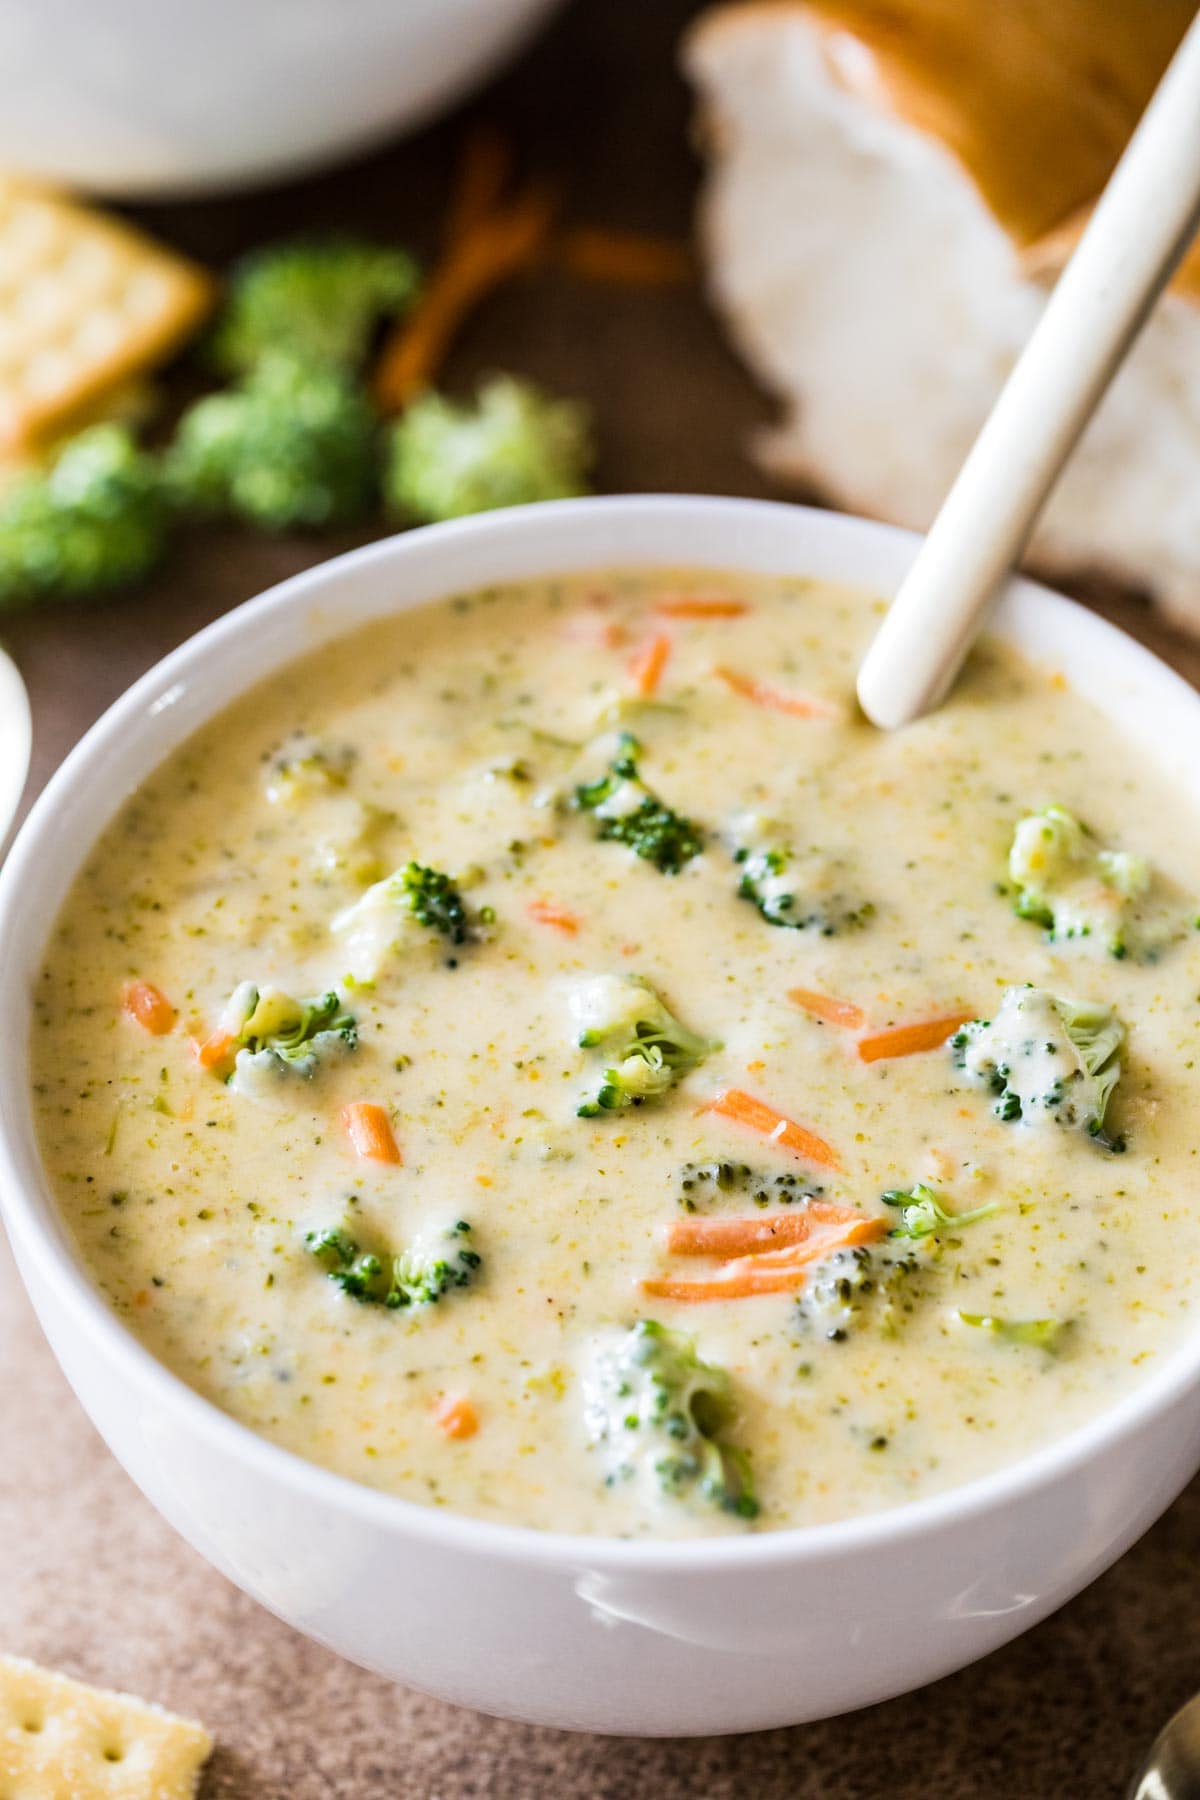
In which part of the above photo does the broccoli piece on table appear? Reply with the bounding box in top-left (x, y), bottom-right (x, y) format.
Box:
top-left (794, 1242), bottom-right (931, 1341)
top-left (569, 972), bottom-right (713, 1117)
top-left (1007, 805), bottom-right (1155, 959)
top-left (0, 424), bottom-right (169, 608)
top-left (729, 813), bottom-right (874, 934)
top-left (208, 237), bottom-right (420, 376)
top-left (956, 1311), bottom-right (1070, 1353)
top-left (581, 1319), bottom-right (758, 1520)
top-left (572, 732), bottom-right (703, 874)
top-left (307, 1218), bottom-right (481, 1310)
top-left (219, 982), bottom-right (357, 1096)
top-left (167, 353), bottom-right (378, 531)
top-left (880, 1182), bottom-right (998, 1240)
top-left (951, 985), bottom-right (1125, 1147)
top-left (385, 376), bottom-right (592, 523)
top-left (332, 860), bottom-right (479, 981)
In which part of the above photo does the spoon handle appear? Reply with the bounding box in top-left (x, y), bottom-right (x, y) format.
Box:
top-left (856, 11), bottom-right (1200, 731)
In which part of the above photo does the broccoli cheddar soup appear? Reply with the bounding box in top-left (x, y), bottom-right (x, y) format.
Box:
top-left (32, 569), bottom-right (1200, 1538)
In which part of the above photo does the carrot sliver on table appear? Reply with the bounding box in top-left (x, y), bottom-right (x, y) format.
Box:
top-left (713, 665), bottom-right (840, 720)
top-left (626, 632), bottom-right (672, 697)
top-left (341, 1101), bottom-right (402, 1165)
top-left (526, 897), bottom-right (581, 934)
top-left (787, 988), bottom-right (867, 1030)
top-left (698, 1088), bottom-right (842, 1171)
top-left (652, 596), bottom-right (749, 619)
top-left (857, 1014), bottom-right (974, 1063)
top-left (120, 980), bottom-right (175, 1035)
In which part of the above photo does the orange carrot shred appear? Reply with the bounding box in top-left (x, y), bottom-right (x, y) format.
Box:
top-left (787, 988), bottom-right (867, 1030)
top-left (856, 1014), bottom-right (975, 1064)
top-left (434, 1395), bottom-right (479, 1440)
top-left (192, 1029), bottom-right (235, 1071)
top-left (341, 1101), bottom-right (402, 1164)
top-left (698, 1087), bottom-right (842, 1171)
top-left (121, 980), bottom-right (176, 1035)
top-left (556, 227), bottom-right (694, 285)
top-left (445, 125), bottom-right (513, 246)
top-left (526, 897), bottom-right (581, 934)
top-left (643, 1217), bottom-right (883, 1302)
top-left (713, 666), bottom-right (839, 720)
top-left (653, 596), bottom-right (749, 619)
top-left (666, 1204), bottom-right (870, 1259)
top-left (627, 632), bottom-right (672, 698)
top-left (373, 184), bottom-right (557, 412)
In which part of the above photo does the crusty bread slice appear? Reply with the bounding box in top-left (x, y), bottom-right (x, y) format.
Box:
top-left (685, 2), bottom-right (1200, 635)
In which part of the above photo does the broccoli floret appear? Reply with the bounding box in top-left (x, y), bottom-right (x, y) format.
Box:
top-left (385, 376), bottom-right (592, 523)
top-left (331, 860), bottom-right (479, 981)
top-left (572, 733), bottom-right (703, 873)
top-left (208, 237), bottom-right (420, 376)
top-left (951, 985), bottom-right (1125, 1147)
top-left (307, 1218), bottom-right (480, 1309)
top-left (0, 424), bottom-right (169, 608)
top-left (581, 1319), bottom-right (758, 1520)
top-left (729, 814), bottom-right (874, 934)
top-left (881, 1182), bottom-right (998, 1240)
top-left (794, 1242), bottom-right (931, 1341)
top-left (220, 982), bottom-right (356, 1096)
top-left (957, 1311), bottom-right (1069, 1353)
top-left (676, 1161), bottom-right (823, 1212)
top-left (167, 353), bottom-right (378, 531)
top-left (1007, 806), bottom-right (1155, 958)
top-left (262, 733), bottom-right (357, 802)
top-left (568, 972), bottom-right (713, 1116)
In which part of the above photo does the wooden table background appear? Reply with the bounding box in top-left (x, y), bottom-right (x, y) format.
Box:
top-left (4, 2), bottom-right (1200, 1793)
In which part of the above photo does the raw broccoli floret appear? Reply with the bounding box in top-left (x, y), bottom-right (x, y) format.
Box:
top-left (729, 813), bottom-right (874, 934)
top-left (220, 982), bottom-right (356, 1095)
top-left (307, 1218), bottom-right (481, 1309)
top-left (881, 1182), bottom-right (998, 1240)
top-left (332, 860), bottom-right (479, 981)
top-left (167, 353), bottom-right (378, 531)
top-left (208, 237), bottom-right (420, 375)
top-left (1007, 805), bottom-right (1153, 958)
top-left (385, 376), bottom-right (592, 523)
top-left (957, 1311), bottom-right (1069, 1353)
top-left (794, 1242), bottom-right (930, 1341)
top-left (0, 424), bottom-right (169, 608)
top-left (572, 732), bottom-right (703, 874)
top-left (568, 972), bottom-right (713, 1116)
top-left (951, 985), bottom-right (1125, 1147)
top-left (581, 1319), bottom-right (758, 1520)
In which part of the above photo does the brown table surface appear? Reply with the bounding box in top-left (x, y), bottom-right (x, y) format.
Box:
top-left (5, 3), bottom-right (1200, 1794)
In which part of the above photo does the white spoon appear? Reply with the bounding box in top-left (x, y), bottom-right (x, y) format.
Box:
top-left (856, 11), bottom-right (1200, 731)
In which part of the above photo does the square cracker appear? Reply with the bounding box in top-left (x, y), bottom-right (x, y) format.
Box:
top-left (0, 1654), bottom-right (212, 1799)
top-left (0, 179), bottom-right (213, 456)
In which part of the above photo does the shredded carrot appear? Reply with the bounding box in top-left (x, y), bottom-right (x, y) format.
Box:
top-left (341, 1101), bottom-right (402, 1164)
top-left (192, 1029), bottom-right (235, 1071)
top-left (627, 632), bottom-right (672, 698)
top-left (653, 596), bottom-right (748, 619)
top-left (787, 988), bottom-right (867, 1030)
top-left (445, 125), bottom-right (513, 245)
top-left (556, 227), bottom-right (693, 285)
top-left (713, 665), bottom-right (839, 720)
top-left (856, 1014), bottom-right (974, 1064)
top-left (434, 1395), bottom-right (479, 1440)
top-left (643, 1218), bottom-right (883, 1302)
top-left (374, 184), bottom-right (557, 411)
top-left (698, 1087), bottom-right (842, 1171)
top-left (121, 980), bottom-right (175, 1035)
top-left (526, 897), bottom-right (581, 934)
top-left (666, 1203), bottom-right (872, 1259)
top-left (560, 613), bottom-right (627, 649)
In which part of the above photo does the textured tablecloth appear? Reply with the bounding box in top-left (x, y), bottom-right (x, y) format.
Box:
top-left (4, 3), bottom-right (1200, 1792)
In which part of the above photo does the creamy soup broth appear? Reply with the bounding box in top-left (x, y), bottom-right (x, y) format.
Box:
top-left (31, 569), bottom-right (1200, 1536)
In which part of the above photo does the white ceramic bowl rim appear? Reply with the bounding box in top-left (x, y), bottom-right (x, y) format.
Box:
top-left (2, 494), bottom-right (1199, 1574)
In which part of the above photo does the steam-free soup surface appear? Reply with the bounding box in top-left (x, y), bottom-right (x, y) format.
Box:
top-left (32, 569), bottom-right (1200, 1536)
